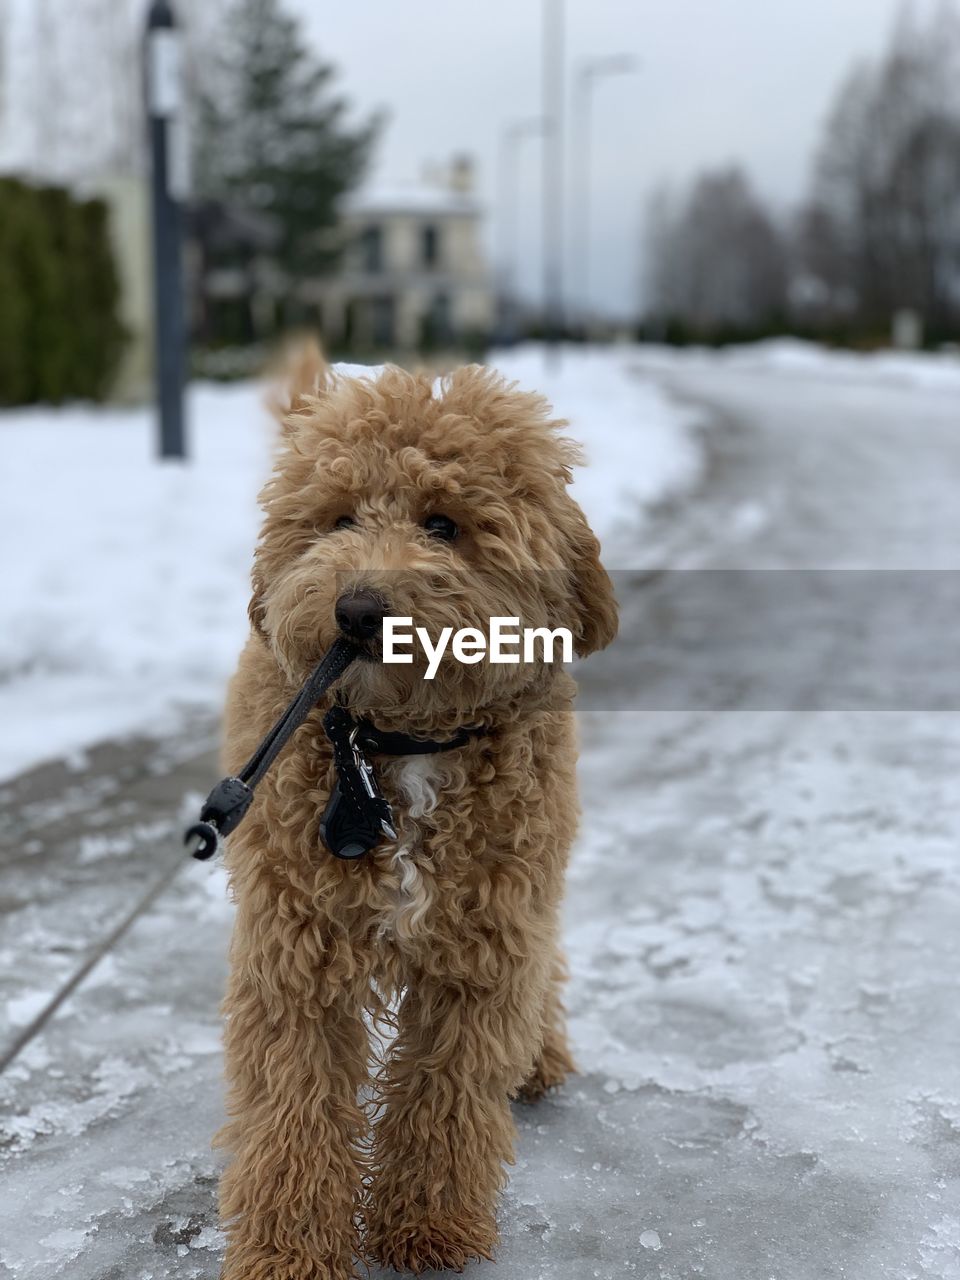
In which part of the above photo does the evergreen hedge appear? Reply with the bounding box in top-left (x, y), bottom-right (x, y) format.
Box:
top-left (0, 178), bottom-right (126, 405)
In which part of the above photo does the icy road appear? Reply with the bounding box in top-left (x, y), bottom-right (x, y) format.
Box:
top-left (2, 354), bottom-right (960, 1279)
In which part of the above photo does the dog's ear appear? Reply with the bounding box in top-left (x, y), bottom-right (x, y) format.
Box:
top-left (564, 502), bottom-right (619, 657)
top-left (248, 567), bottom-right (268, 640)
top-left (267, 337), bottom-right (332, 435)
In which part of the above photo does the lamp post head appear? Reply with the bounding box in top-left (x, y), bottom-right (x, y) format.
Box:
top-left (146, 0), bottom-right (182, 119)
top-left (147, 0), bottom-right (177, 31)
top-left (581, 54), bottom-right (638, 86)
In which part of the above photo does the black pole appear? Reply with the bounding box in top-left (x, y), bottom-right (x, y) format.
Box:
top-left (572, 69), bottom-right (591, 332)
top-left (497, 126), bottom-right (517, 342)
top-left (146, 0), bottom-right (186, 460)
top-left (542, 0), bottom-right (565, 357)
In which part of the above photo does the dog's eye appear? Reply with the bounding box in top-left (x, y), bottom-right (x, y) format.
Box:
top-left (333, 515), bottom-right (356, 531)
top-left (423, 514), bottom-right (459, 542)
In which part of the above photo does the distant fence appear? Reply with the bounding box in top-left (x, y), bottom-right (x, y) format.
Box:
top-left (0, 179), bottom-right (127, 406)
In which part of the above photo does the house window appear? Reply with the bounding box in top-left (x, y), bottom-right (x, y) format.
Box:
top-left (421, 224), bottom-right (441, 268)
top-left (359, 224), bottom-right (383, 273)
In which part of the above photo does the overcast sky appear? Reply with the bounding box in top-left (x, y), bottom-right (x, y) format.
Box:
top-left (292, 0), bottom-right (914, 317)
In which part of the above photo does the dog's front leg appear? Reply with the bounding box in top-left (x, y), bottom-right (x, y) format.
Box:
top-left (517, 944), bottom-right (576, 1102)
top-left (218, 905), bottom-right (372, 1280)
top-left (366, 933), bottom-right (552, 1274)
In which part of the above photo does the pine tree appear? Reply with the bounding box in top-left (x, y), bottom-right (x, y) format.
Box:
top-left (193, 0), bottom-right (380, 277)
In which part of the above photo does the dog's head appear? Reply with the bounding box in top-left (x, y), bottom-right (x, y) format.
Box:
top-left (250, 355), bottom-right (618, 722)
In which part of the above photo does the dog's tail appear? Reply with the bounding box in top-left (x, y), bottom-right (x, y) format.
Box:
top-left (267, 335), bottom-right (332, 426)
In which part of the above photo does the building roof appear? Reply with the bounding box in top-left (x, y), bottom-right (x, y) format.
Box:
top-left (343, 181), bottom-right (480, 218)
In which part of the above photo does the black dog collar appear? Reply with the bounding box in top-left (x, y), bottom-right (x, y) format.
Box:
top-left (319, 706), bottom-right (483, 861)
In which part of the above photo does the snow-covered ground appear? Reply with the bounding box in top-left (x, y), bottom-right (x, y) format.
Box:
top-left (4, 346), bottom-right (960, 1278)
top-left (0, 347), bottom-right (702, 782)
top-left (636, 336), bottom-right (960, 393)
top-left (492, 345), bottom-right (704, 548)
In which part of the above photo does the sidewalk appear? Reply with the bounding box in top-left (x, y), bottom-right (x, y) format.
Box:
top-left (8, 701), bottom-right (960, 1279)
top-left (0, 723), bottom-right (231, 1278)
top-left (0, 714), bottom-right (678, 1280)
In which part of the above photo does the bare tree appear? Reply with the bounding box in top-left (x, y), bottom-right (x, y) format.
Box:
top-left (0, 0), bottom-right (9, 137)
top-left (804, 2), bottom-right (960, 336)
top-left (0, 0), bottom-right (222, 186)
top-left (645, 166), bottom-right (788, 338)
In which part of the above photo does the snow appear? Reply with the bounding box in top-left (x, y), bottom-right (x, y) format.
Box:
top-left (636, 336), bottom-right (960, 394)
top-left (490, 345), bottom-right (704, 560)
top-left (0, 346), bottom-right (702, 781)
top-left (0, 383), bottom-right (271, 782)
top-left (343, 181), bottom-right (480, 217)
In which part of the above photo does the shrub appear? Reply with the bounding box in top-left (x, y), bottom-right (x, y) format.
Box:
top-left (0, 178), bottom-right (126, 405)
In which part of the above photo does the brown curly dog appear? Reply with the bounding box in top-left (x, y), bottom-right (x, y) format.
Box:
top-left (217, 350), bottom-right (618, 1279)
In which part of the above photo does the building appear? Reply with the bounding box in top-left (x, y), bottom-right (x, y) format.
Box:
top-left (312, 157), bottom-right (494, 351)
top-left (94, 174), bottom-right (154, 403)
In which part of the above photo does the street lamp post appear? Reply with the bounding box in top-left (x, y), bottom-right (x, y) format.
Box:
top-left (497, 117), bottom-right (545, 342)
top-left (145, 0), bottom-right (187, 460)
top-left (542, 0), bottom-right (565, 355)
top-left (572, 55), bottom-right (637, 331)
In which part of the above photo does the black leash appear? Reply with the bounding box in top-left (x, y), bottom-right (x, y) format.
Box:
top-left (183, 639), bottom-right (483, 863)
top-left (184, 638), bottom-right (359, 860)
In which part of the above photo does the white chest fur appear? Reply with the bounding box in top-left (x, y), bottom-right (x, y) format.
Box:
top-left (377, 755), bottom-right (444, 939)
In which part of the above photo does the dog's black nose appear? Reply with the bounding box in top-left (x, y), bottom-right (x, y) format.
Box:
top-left (335, 590), bottom-right (387, 641)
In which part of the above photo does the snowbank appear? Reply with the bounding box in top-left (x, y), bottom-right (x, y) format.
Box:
top-left (0, 383), bottom-right (272, 782)
top-left (636, 336), bottom-right (960, 393)
top-left (489, 345), bottom-right (704, 555)
top-left (0, 347), bottom-right (702, 779)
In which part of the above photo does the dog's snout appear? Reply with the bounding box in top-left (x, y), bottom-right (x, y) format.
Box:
top-left (335, 590), bottom-right (388, 641)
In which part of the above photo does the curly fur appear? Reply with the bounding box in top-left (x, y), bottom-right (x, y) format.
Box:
top-left (217, 347), bottom-right (618, 1278)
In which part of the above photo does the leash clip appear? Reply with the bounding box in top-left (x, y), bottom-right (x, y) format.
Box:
top-left (350, 726), bottom-right (398, 839)
top-left (350, 726), bottom-right (378, 801)
top-left (184, 775), bottom-right (254, 861)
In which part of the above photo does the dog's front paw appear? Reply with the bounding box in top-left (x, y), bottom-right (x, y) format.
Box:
top-left (366, 1213), bottom-right (498, 1275)
top-left (515, 1038), bottom-right (575, 1103)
